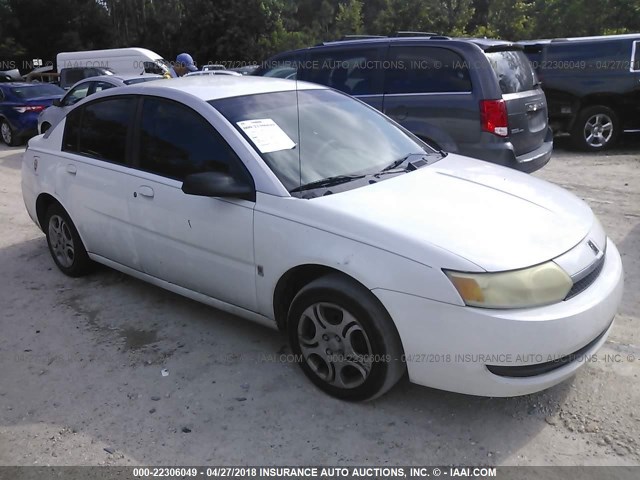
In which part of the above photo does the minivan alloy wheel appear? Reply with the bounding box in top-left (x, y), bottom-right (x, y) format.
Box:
top-left (297, 302), bottom-right (373, 389)
top-left (583, 113), bottom-right (614, 148)
top-left (48, 214), bottom-right (75, 268)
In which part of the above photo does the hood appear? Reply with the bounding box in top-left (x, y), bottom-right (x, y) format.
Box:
top-left (310, 154), bottom-right (594, 271)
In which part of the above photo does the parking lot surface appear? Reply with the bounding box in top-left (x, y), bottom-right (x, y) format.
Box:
top-left (1, 137), bottom-right (639, 466)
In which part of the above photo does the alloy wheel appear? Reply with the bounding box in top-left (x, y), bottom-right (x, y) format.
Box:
top-left (1, 122), bottom-right (12, 145)
top-left (48, 214), bottom-right (75, 268)
top-left (583, 113), bottom-right (614, 148)
top-left (297, 302), bottom-right (373, 389)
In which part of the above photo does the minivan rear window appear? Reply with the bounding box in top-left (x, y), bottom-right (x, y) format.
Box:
top-left (486, 50), bottom-right (536, 94)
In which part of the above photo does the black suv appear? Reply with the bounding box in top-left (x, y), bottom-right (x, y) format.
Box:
top-left (257, 35), bottom-right (553, 172)
top-left (521, 34), bottom-right (640, 150)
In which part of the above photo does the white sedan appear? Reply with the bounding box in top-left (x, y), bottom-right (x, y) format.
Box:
top-left (21, 76), bottom-right (623, 400)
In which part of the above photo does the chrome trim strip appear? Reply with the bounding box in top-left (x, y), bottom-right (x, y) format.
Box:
top-left (382, 91), bottom-right (473, 97)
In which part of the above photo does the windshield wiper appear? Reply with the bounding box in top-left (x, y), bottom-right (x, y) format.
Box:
top-left (374, 153), bottom-right (429, 177)
top-left (290, 174), bottom-right (366, 193)
top-left (380, 154), bottom-right (414, 173)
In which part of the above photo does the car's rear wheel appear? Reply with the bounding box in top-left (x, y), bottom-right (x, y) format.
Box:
top-left (1, 120), bottom-right (18, 146)
top-left (571, 105), bottom-right (620, 151)
top-left (45, 203), bottom-right (93, 277)
top-left (288, 274), bottom-right (405, 401)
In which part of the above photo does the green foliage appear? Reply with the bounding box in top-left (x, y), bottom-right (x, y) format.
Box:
top-left (335, 0), bottom-right (364, 36)
top-left (0, 0), bottom-right (638, 72)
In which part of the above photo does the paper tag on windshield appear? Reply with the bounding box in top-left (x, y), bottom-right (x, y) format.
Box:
top-left (237, 119), bottom-right (296, 153)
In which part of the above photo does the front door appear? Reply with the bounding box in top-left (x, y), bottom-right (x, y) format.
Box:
top-left (126, 97), bottom-right (257, 311)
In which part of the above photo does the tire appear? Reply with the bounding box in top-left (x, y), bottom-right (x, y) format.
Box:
top-left (288, 273), bottom-right (405, 401)
top-left (1, 120), bottom-right (18, 146)
top-left (44, 203), bottom-right (94, 277)
top-left (40, 122), bottom-right (51, 134)
top-left (571, 105), bottom-right (620, 151)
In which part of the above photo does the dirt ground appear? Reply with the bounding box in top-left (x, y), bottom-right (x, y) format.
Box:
top-left (0, 135), bottom-right (639, 467)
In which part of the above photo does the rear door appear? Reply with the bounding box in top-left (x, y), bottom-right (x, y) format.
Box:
top-left (58, 97), bottom-right (142, 269)
top-left (301, 45), bottom-right (385, 110)
top-left (485, 49), bottom-right (548, 155)
top-left (381, 45), bottom-right (475, 151)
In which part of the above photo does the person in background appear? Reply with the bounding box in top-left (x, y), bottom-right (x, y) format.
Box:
top-left (168, 53), bottom-right (198, 77)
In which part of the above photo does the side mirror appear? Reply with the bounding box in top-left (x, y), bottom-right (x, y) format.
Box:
top-left (52, 98), bottom-right (62, 107)
top-left (182, 171), bottom-right (255, 201)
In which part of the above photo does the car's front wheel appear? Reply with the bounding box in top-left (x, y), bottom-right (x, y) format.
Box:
top-left (1, 120), bottom-right (18, 146)
top-left (571, 105), bottom-right (620, 151)
top-left (288, 274), bottom-right (405, 400)
top-left (45, 203), bottom-right (94, 277)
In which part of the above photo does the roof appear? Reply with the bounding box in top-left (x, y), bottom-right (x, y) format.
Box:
top-left (129, 75), bottom-right (325, 101)
top-left (57, 47), bottom-right (162, 58)
top-left (519, 33), bottom-right (640, 46)
top-left (0, 82), bottom-right (38, 88)
top-left (274, 35), bottom-right (521, 58)
top-left (79, 74), bottom-right (162, 83)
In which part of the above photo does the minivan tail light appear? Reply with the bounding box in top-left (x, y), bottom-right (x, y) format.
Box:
top-left (13, 105), bottom-right (46, 113)
top-left (480, 99), bottom-right (508, 137)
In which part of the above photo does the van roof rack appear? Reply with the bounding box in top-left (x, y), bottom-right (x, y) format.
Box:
top-left (393, 31), bottom-right (440, 37)
top-left (340, 35), bottom-right (386, 40)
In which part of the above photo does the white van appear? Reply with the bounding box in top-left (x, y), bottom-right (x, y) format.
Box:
top-left (57, 47), bottom-right (171, 79)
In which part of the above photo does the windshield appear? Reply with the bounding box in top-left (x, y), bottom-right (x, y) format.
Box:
top-left (210, 89), bottom-right (434, 193)
top-left (10, 84), bottom-right (64, 99)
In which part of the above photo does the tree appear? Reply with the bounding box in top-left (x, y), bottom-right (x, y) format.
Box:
top-left (5, 0), bottom-right (112, 66)
top-left (334, 0), bottom-right (364, 37)
top-left (483, 0), bottom-right (534, 40)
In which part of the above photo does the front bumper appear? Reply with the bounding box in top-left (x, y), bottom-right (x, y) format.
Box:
top-left (373, 238), bottom-right (624, 397)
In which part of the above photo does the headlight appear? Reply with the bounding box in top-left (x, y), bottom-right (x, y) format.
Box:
top-left (444, 262), bottom-right (573, 309)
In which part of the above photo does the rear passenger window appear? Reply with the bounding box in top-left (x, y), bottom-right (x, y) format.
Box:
top-left (138, 98), bottom-right (240, 181)
top-left (302, 48), bottom-right (382, 95)
top-left (545, 41), bottom-right (628, 68)
top-left (68, 98), bottom-right (135, 163)
top-left (385, 47), bottom-right (472, 94)
top-left (633, 41), bottom-right (640, 71)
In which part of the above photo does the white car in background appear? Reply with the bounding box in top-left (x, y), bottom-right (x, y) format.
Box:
top-left (21, 76), bottom-right (623, 400)
top-left (37, 74), bottom-right (163, 134)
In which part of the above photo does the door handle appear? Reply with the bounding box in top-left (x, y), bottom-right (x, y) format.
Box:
top-left (66, 164), bottom-right (77, 175)
top-left (137, 186), bottom-right (154, 198)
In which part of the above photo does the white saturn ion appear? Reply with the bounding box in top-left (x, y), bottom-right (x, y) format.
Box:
top-left (21, 76), bottom-right (623, 400)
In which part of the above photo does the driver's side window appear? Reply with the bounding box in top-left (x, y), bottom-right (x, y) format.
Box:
top-left (63, 83), bottom-right (92, 107)
top-left (137, 97), bottom-right (246, 182)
